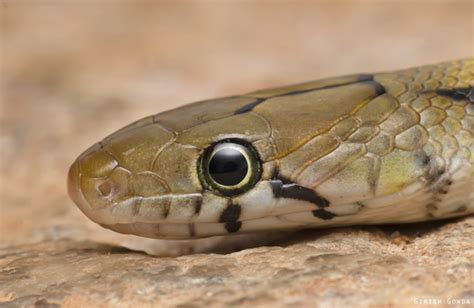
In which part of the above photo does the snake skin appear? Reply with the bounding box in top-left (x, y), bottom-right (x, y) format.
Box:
top-left (68, 59), bottom-right (473, 239)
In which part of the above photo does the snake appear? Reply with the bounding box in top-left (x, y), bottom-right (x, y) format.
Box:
top-left (68, 59), bottom-right (473, 239)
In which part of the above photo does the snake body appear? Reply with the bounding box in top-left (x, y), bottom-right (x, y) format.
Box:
top-left (68, 59), bottom-right (473, 239)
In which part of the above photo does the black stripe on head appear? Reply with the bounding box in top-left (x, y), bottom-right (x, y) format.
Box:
top-left (357, 74), bottom-right (373, 82)
top-left (219, 200), bottom-right (242, 233)
top-left (234, 98), bottom-right (266, 114)
top-left (270, 179), bottom-right (330, 208)
top-left (364, 80), bottom-right (386, 96)
top-left (435, 87), bottom-right (474, 103)
top-left (312, 209), bottom-right (336, 220)
top-left (282, 77), bottom-right (382, 97)
top-left (235, 74), bottom-right (378, 114)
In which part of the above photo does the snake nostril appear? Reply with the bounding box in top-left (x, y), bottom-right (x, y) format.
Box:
top-left (97, 180), bottom-right (113, 197)
top-left (77, 165), bottom-right (131, 209)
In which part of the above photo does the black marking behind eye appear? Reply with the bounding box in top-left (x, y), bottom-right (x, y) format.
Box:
top-left (312, 209), bottom-right (337, 220)
top-left (219, 201), bottom-right (242, 233)
top-left (435, 87), bottom-right (474, 103)
top-left (270, 179), bottom-right (330, 208)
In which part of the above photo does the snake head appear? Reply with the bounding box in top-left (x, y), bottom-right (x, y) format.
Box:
top-left (67, 96), bottom-right (274, 239)
top-left (67, 114), bottom-right (206, 237)
top-left (68, 80), bottom-right (408, 239)
top-left (69, 61), bottom-right (474, 239)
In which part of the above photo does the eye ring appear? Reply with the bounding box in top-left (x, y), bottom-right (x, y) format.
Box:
top-left (198, 139), bottom-right (262, 196)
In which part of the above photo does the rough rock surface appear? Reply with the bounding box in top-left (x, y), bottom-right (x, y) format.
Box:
top-left (1, 1), bottom-right (473, 307)
top-left (1, 219), bottom-right (473, 307)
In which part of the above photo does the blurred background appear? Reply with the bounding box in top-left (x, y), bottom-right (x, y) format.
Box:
top-left (1, 0), bottom-right (473, 254)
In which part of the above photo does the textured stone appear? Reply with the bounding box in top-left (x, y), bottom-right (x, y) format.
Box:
top-left (0, 219), bottom-right (473, 307)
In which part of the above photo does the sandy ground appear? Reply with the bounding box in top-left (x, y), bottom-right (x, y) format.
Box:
top-left (0, 1), bottom-right (473, 307)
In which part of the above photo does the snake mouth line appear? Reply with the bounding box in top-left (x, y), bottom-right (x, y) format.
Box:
top-left (104, 212), bottom-right (307, 239)
top-left (103, 207), bottom-right (359, 239)
top-left (103, 196), bottom-right (359, 226)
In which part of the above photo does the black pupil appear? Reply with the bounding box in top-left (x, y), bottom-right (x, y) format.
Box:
top-left (209, 147), bottom-right (248, 186)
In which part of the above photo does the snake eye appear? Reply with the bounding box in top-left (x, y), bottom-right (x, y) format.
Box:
top-left (209, 145), bottom-right (248, 186)
top-left (199, 140), bottom-right (261, 196)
